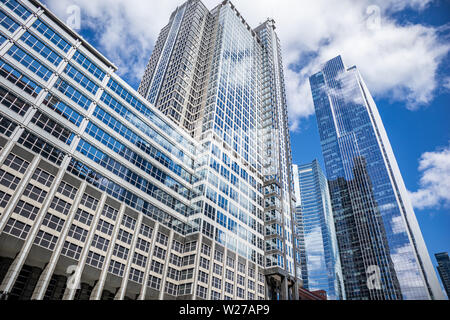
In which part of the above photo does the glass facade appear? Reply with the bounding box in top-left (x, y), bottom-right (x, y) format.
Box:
top-left (0, 0), bottom-right (293, 301)
top-left (139, 0), bottom-right (299, 299)
top-left (293, 160), bottom-right (344, 300)
top-left (309, 55), bottom-right (444, 300)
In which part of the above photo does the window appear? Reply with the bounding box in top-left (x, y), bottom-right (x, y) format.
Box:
top-left (248, 280), bottom-right (255, 291)
top-left (0, 9), bottom-right (19, 33)
top-left (153, 246), bottom-right (166, 260)
top-left (41, 213), bottom-right (65, 233)
top-left (178, 283), bottom-right (192, 296)
top-left (22, 184), bottom-right (47, 203)
top-left (184, 241), bottom-right (196, 252)
top-left (4, 153), bottom-right (29, 173)
top-left (121, 215), bottom-right (136, 230)
top-left (96, 219), bottom-right (114, 236)
top-left (3, 218), bottom-right (31, 239)
top-left (41, 93), bottom-right (83, 126)
top-left (0, 89), bottom-right (15, 118)
top-left (167, 267), bottom-right (180, 281)
top-left (91, 234), bottom-right (109, 251)
top-left (180, 268), bottom-right (194, 280)
top-left (139, 223), bottom-right (152, 238)
top-left (169, 253), bottom-right (182, 267)
top-left (129, 267), bottom-right (144, 284)
top-left (113, 244), bottom-right (129, 260)
top-left (214, 250), bottom-right (223, 262)
top-left (226, 269), bottom-right (234, 281)
top-left (150, 260), bottom-right (163, 274)
top-left (171, 240), bottom-right (183, 253)
top-left (148, 275), bottom-right (161, 290)
top-left (34, 230), bottom-right (58, 250)
top-left (74, 208), bottom-right (93, 226)
top-left (31, 168), bottom-right (54, 187)
top-left (117, 229), bottom-right (132, 245)
top-left (80, 193), bottom-right (98, 211)
top-left (213, 263), bottom-right (222, 275)
top-left (201, 243), bottom-right (211, 256)
top-left (32, 18), bottom-right (71, 52)
top-left (64, 63), bottom-right (99, 94)
top-left (198, 270), bottom-right (208, 284)
top-left (0, 169), bottom-right (20, 190)
top-left (132, 252), bottom-right (147, 268)
top-left (101, 205), bottom-right (118, 221)
top-left (211, 291), bottom-right (221, 300)
top-left (212, 276), bottom-right (222, 289)
top-left (199, 257), bottom-right (210, 270)
top-left (108, 259), bottom-right (125, 277)
top-left (196, 285), bottom-right (207, 299)
top-left (20, 31), bottom-right (62, 66)
top-left (31, 111), bottom-right (74, 145)
top-left (0, 190), bottom-right (11, 208)
top-left (7, 45), bottom-right (52, 80)
top-left (180, 252), bottom-right (194, 265)
top-left (225, 282), bottom-right (234, 295)
top-left (13, 200), bottom-right (39, 220)
top-left (61, 241), bottom-right (82, 260)
top-left (136, 238), bottom-right (150, 253)
top-left (226, 256), bottom-right (235, 269)
top-left (156, 232), bottom-right (168, 246)
top-left (165, 281), bottom-right (178, 296)
top-left (57, 181), bottom-right (77, 200)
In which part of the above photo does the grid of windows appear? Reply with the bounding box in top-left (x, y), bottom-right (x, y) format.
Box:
top-left (20, 31), bottom-right (63, 66)
top-left (7, 45), bottom-right (53, 81)
top-left (0, 9), bottom-right (20, 32)
top-left (0, 85), bottom-right (31, 116)
top-left (53, 79), bottom-right (92, 110)
top-left (64, 63), bottom-right (99, 95)
top-left (32, 18), bottom-right (71, 53)
top-left (4, 153), bottom-right (29, 173)
top-left (72, 51), bottom-right (106, 81)
top-left (41, 93), bottom-right (83, 126)
top-left (0, 58), bottom-right (42, 97)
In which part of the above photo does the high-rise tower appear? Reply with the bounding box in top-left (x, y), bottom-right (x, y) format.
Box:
top-left (139, 0), bottom-right (300, 299)
top-left (309, 55), bottom-right (444, 300)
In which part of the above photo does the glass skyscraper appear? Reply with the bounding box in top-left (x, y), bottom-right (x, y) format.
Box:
top-left (309, 55), bottom-right (444, 300)
top-left (0, 0), bottom-right (299, 300)
top-left (139, 0), bottom-right (300, 300)
top-left (292, 160), bottom-right (344, 300)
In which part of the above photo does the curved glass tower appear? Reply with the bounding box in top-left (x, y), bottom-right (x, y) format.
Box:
top-left (309, 55), bottom-right (444, 300)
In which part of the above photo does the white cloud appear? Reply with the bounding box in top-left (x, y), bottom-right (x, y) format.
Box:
top-left (409, 143), bottom-right (450, 210)
top-left (42, 0), bottom-right (449, 129)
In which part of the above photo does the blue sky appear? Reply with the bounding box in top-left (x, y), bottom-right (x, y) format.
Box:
top-left (43, 0), bottom-right (450, 296)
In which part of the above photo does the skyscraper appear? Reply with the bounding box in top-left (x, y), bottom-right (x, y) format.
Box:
top-left (292, 160), bottom-right (344, 300)
top-left (139, 0), bottom-right (299, 299)
top-left (0, 0), bottom-right (299, 300)
top-left (435, 252), bottom-right (450, 298)
top-left (309, 55), bottom-right (445, 300)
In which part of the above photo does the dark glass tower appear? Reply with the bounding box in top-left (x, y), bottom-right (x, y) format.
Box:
top-left (309, 55), bottom-right (444, 300)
